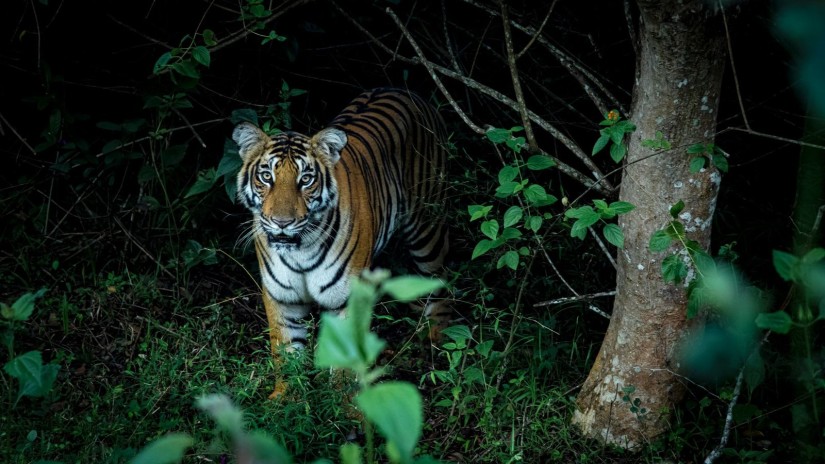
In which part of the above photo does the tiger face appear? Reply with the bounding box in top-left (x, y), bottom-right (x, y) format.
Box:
top-left (233, 122), bottom-right (348, 249)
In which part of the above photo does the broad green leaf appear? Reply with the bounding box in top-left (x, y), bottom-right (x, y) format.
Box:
top-left (486, 127), bottom-right (510, 144)
top-left (497, 251), bottom-right (519, 270)
top-left (440, 325), bottom-right (472, 345)
top-left (131, 433), bottom-right (194, 464)
top-left (711, 152), bottom-right (728, 172)
top-left (153, 52), bottom-right (172, 74)
top-left (610, 201), bottom-right (635, 215)
top-left (242, 431), bottom-right (293, 464)
top-left (500, 227), bottom-right (522, 240)
top-left (468, 205), bottom-right (492, 221)
top-left (6, 290), bottom-right (46, 322)
top-left (503, 206), bottom-right (523, 228)
top-left (772, 250), bottom-right (799, 281)
top-left (669, 200), bottom-right (685, 219)
top-left (687, 143), bottom-right (707, 154)
top-left (526, 154), bottom-right (556, 170)
top-left (572, 208), bottom-right (600, 228)
top-left (356, 382), bottom-right (422, 464)
top-left (480, 220), bottom-right (499, 240)
top-left (564, 206), bottom-right (594, 219)
top-left (609, 142), bottom-right (627, 163)
top-left (593, 199), bottom-right (609, 211)
top-left (689, 156), bottom-right (707, 173)
top-left (192, 46), bottom-right (211, 67)
top-left (662, 254), bottom-right (688, 283)
top-left (170, 61), bottom-right (200, 79)
top-left (340, 443), bottom-right (362, 464)
top-left (382, 276), bottom-right (443, 302)
top-left (184, 168), bottom-right (217, 198)
top-left (315, 313), bottom-right (384, 370)
top-left (802, 247), bottom-right (825, 264)
top-left (494, 181), bottom-right (520, 197)
top-left (592, 133), bottom-right (610, 155)
top-left (498, 165), bottom-right (519, 184)
top-left (527, 216), bottom-right (543, 233)
top-left (570, 220), bottom-right (589, 240)
top-left (3, 351), bottom-right (59, 401)
top-left (161, 144), bottom-right (187, 167)
top-left (471, 239), bottom-right (495, 259)
top-left (755, 311), bottom-right (793, 334)
top-left (523, 184), bottom-right (556, 206)
top-left (665, 220), bottom-right (686, 240)
top-left (202, 29), bottom-right (217, 46)
top-left (217, 143), bottom-right (243, 177)
top-left (602, 223), bottom-right (624, 248)
top-left (195, 394), bottom-right (244, 435)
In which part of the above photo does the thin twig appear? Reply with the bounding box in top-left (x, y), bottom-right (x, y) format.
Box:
top-left (0, 111), bottom-right (38, 155)
top-left (624, 0), bottom-right (639, 57)
top-left (515, 0), bottom-right (557, 59)
top-left (95, 118), bottom-right (224, 158)
top-left (383, 8), bottom-right (614, 194)
top-left (719, 1), bottom-right (749, 130)
top-left (720, 127), bottom-right (825, 151)
top-left (172, 108), bottom-right (207, 148)
top-left (440, 0), bottom-right (462, 73)
top-left (535, 239), bottom-right (610, 319)
top-left (534, 290), bottom-right (616, 308)
top-left (384, 7), bottom-right (485, 135)
top-left (501, 2), bottom-right (538, 152)
top-left (29, 0), bottom-right (41, 69)
top-left (588, 226), bottom-right (618, 270)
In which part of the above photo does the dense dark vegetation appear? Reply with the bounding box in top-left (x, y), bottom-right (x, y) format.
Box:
top-left (1, 0), bottom-right (822, 462)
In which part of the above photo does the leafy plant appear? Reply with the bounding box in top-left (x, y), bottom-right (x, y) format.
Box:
top-left (564, 200), bottom-right (635, 247)
top-left (687, 143), bottom-right (729, 173)
top-left (592, 109), bottom-right (636, 163)
top-left (1, 290), bottom-right (60, 406)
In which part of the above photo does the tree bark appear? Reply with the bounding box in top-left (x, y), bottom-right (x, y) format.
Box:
top-left (572, 1), bottom-right (727, 448)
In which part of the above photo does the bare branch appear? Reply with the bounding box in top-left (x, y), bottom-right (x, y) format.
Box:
top-left (588, 226), bottom-right (618, 270)
top-left (516, 0), bottom-right (558, 59)
top-left (535, 239), bottom-right (611, 319)
top-left (501, 2), bottom-right (539, 152)
top-left (462, 0), bottom-right (624, 115)
top-left (382, 7), bottom-right (614, 194)
top-left (720, 1), bottom-right (750, 130)
top-left (534, 290), bottom-right (616, 308)
top-left (440, 0), bottom-right (463, 73)
top-left (720, 127), bottom-right (825, 151)
top-left (0, 111), bottom-right (38, 156)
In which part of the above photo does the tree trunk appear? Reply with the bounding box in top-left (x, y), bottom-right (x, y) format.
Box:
top-left (571, 1), bottom-right (726, 448)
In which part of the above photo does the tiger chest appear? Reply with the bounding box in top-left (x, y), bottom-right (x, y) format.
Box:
top-left (266, 251), bottom-right (351, 311)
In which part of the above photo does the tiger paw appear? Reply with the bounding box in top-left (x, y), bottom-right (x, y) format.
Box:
top-left (267, 380), bottom-right (288, 400)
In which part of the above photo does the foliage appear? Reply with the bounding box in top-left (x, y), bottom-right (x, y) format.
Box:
top-left (592, 110), bottom-right (636, 163)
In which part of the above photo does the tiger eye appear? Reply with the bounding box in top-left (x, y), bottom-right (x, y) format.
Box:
top-left (300, 174), bottom-right (314, 185)
top-left (261, 172), bottom-right (272, 182)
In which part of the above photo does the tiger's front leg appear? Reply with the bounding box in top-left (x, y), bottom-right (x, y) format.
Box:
top-left (261, 291), bottom-right (311, 398)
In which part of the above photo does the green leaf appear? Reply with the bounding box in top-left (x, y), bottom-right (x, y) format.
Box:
top-left (340, 443), bottom-right (362, 464)
top-left (527, 216), bottom-right (543, 233)
top-left (230, 108), bottom-right (258, 125)
top-left (356, 382), bottom-right (422, 464)
top-left (315, 313), bottom-right (384, 370)
top-left (665, 220), bottom-right (686, 240)
top-left (602, 223), bottom-right (624, 248)
top-left (161, 144), bottom-right (187, 167)
top-left (649, 230), bottom-right (673, 252)
top-left (689, 156), bottom-right (707, 173)
top-left (202, 29), bottom-right (217, 46)
top-left (711, 152), bottom-right (729, 172)
top-left (609, 201), bottom-right (635, 215)
top-left (6, 289), bottom-right (46, 322)
top-left (570, 220), bottom-right (589, 240)
top-left (192, 46), bottom-right (211, 67)
top-left (503, 206), bottom-right (523, 228)
top-left (772, 250), bottom-right (799, 281)
top-left (195, 394), bottom-right (244, 435)
top-left (217, 142), bottom-right (243, 177)
top-left (498, 165), bottom-right (519, 184)
top-left (593, 199), bottom-right (609, 211)
top-left (687, 143), bottom-right (707, 154)
top-left (480, 220), bottom-right (499, 240)
top-left (592, 133), bottom-right (610, 155)
top-left (609, 142), bottom-right (627, 163)
top-left (184, 168), bottom-right (217, 198)
top-left (755, 311), bottom-right (793, 334)
top-left (3, 351), bottom-right (59, 401)
top-left (131, 433), bottom-right (194, 464)
top-left (170, 61), bottom-right (200, 79)
top-left (500, 227), bottom-right (522, 240)
top-left (662, 254), bottom-right (688, 283)
top-left (486, 127), bottom-right (511, 144)
top-left (497, 251), bottom-right (519, 270)
top-left (471, 239), bottom-right (495, 259)
top-left (669, 200), bottom-right (685, 219)
top-left (494, 181), bottom-right (519, 197)
top-left (153, 52), bottom-right (173, 74)
top-left (564, 206), bottom-right (594, 219)
top-left (441, 325), bottom-right (472, 345)
top-left (242, 431), bottom-right (293, 464)
top-left (568, 207), bottom-right (600, 228)
top-left (802, 247), bottom-right (825, 265)
top-left (468, 204), bottom-right (492, 221)
top-left (382, 276), bottom-right (443, 302)
top-left (523, 184), bottom-right (557, 206)
top-left (526, 155), bottom-right (556, 170)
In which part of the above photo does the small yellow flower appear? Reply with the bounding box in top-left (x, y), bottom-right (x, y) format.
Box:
top-left (607, 110), bottom-right (620, 122)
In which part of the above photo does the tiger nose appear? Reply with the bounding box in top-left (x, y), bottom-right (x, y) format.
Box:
top-left (272, 218), bottom-right (292, 228)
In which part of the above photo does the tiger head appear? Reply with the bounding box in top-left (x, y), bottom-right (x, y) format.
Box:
top-left (233, 122), bottom-right (348, 249)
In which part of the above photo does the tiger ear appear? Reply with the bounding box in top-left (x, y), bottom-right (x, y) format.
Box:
top-left (311, 128), bottom-right (347, 165)
top-left (232, 122), bottom-right (269, 161)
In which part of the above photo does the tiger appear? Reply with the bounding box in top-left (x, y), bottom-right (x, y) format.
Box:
top-left (232, 88), bottom-right (450, 380)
